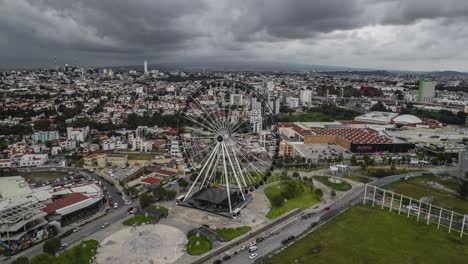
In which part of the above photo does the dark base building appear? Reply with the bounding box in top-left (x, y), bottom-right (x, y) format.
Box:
top-left (178, 187), bottom-right (250, 218)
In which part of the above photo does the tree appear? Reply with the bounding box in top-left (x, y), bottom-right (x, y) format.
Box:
top-left (337, 154), bottom-right (343, 163)
top-left (315, 188), bottom-right (323, 198)
top-left (178, 179), bottom-right (189, 189)
top-left (271, 195), bottom-right (284, 207)
top-left (370, 101), bottom-right (388, 112)
top-left (281, 170), bottom-right (288, 178)
top-left (292, 171), bottom-right (300, 178)
top-left (350, 155), bottom-right (357, 166)
top-left (43, 237), bottom-right (61, 256)
top-left (363, 154), bottom-right (371, 168)
top-left (126, 187), bottom-right (138, 198)
top-left (458, 180), bottom-right (468, 200)
top-left (139, 194), bottom-right (154, 208)
top-left (331, 190), bottom-right (336, 198)
top-left (30, 254), bottom-right (54, 264)
top-left (12, 256), bottom-right (29, 264)
top-left (390, 162), bottom-right (396, 174)
top-left (33, 119), bottom-right (51, 131)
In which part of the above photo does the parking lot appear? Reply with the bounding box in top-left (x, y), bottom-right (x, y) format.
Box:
top-left (293, 143), bottom-right (352, 161)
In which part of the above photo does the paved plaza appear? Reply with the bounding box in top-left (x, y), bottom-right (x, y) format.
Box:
top-left (96, 224), bottom-right (187, 264)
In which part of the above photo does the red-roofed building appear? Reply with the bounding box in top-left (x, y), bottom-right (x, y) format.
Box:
top-left (141, 177), bottom-right (160, 185)
top-left (278, 123), bottom-right (414, 153)
top-left (43, 193), bottom-right (88, 214)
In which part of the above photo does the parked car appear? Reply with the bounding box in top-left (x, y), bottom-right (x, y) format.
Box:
top-left (222, 255), bottom-right (231, 261)
top-left (248, 246), bottom-right (258, 252)
top-left (248, 241), bottom-right (256, 246)
top-left (114, 202), bottom-right (118, 209)
top-left (212, 260), bottom-right (222, 264)
top-left (72, 227), bottom-right (80, 233)
top-left (101, 222), bottom-right (109, 229)
top-left (59, 243), bottom-right (69, 250)
top-left (249, 253), bottom-right (258, 260)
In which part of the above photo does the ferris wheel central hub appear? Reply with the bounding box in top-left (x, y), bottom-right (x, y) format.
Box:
top-left (217, 135), bottom-right (224, 142)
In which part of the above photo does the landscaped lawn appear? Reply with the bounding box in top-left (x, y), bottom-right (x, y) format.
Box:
top-left (343, 174), bottom-right (372, 183)
top-left (148, 205), bottom-right (169, 213)
top-left (29, 240), bottom-right (98, 264)
top-left (263, 205), bottom-right (468, 264)
top-left (315, 176), bottom-right (352, 191)
top-left (356, 167), bottom-right (421, 178)
top-left (122, 213), bottom-right (155, 226)
top-left (186, 233), bottom-right (212, 256)
top-left (213, 226), bottom-right (252, 241)
top-left (265, 180), bottom-right (320, 219)
top-left (126, 153), bottom-right (156, 160)
top-left (56, 240), bottom-right (98, 264)
top-left (385, 175), bottom-right (468, 214)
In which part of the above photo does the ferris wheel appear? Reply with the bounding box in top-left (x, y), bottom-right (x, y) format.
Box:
top-left (178, 84), bottom-right (278, 215)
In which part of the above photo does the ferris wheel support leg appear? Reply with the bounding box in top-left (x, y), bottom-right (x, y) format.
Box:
top-left (222, 142), bottom-right (233, 213)
top-left (184, 143), bottom-right (219, 201)
top-left (230, 144), bottom-right (248, 187)
top-left (224, 143), bottom-right (246, 201)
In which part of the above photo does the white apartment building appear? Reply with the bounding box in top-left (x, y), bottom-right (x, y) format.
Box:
top-left (67, 126), bottom-right (89, 142)
top-left (0, 159), bottom-right (11, 168)
top-left (59, 140), bottom-right (77, 150)
top-left (287, 97), bottom-right (300, 108)
top-left (300, 90), bottom-right (312, 105)
top-left (10, 154), bottom-right (48, 168)
top-left (250, 110), bottom-right (263, 133)
top-left (170, 141), bottom-right (182, 158)
top-left (131, 138), bottom-right (153, 152)
top-left (31, 131), bottom-right (59, 143)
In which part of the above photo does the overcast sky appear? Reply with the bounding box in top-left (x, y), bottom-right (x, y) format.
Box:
top-left (2, 0), bottom-right (468, 71)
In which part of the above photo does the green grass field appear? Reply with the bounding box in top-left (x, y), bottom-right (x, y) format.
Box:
top-left (122, 213), bottom-right (155, 226)
top-left (186, 233), bottom-right (212, 255)
top-left (343, 174), bottom-right (372, 183)
top-left (28, 240), bottom-right (98, 264)
top-left (213, 226), bottom-right (252, 241)
top-left (148, 205), bottom-right (169, 213)
top-left (263, 205), bottom-right (468, 264)
top-left (385, 175), bottom-right (468, 214)
top-left (356, 167), bottom-right (421, 178)
top-left (265, 180), bottom-right (320, 219)
top-left (315, 176), bottom-right (352, 191)
top-left (126, 153), bottom-right (156, 160)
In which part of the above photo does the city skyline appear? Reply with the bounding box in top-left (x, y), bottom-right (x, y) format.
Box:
top-left (2, 0), bottom-right (468, 71)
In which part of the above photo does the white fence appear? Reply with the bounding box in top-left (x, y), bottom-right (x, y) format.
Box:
top-left (363, 184), bottom-right (468, 238)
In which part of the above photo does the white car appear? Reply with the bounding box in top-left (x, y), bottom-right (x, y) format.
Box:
top-left (113, 202), bottom-right (118, 209)
top-left (248, 241), bottom-right (256, 246)
top-left (249, 253), bottom-right (258, 260)
top-left (248, 246), bottom-right (258, 252)
top-left (125, 200), bottom-right (132, 205)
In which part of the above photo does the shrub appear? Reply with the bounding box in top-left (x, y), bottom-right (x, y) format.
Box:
top-left (43, 237), bottom-right (61, 256)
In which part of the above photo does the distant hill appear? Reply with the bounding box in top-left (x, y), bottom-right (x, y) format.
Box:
top-left (424, 71), bottom-right (468, 78)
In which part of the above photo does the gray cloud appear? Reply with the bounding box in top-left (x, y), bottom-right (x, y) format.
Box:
top-left (1, 0), bottom-right (468, 70)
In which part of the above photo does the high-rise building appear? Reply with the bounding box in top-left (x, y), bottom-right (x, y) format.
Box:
top-left (144, 60), bottom-right (148, 75)
top-left (417, 80), bottom-right (436, 103)
top-left (300, 90), bottom-right (312, 105)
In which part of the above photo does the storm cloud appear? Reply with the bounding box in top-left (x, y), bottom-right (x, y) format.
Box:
top-left (1, 0), bottom-right (468, 70)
